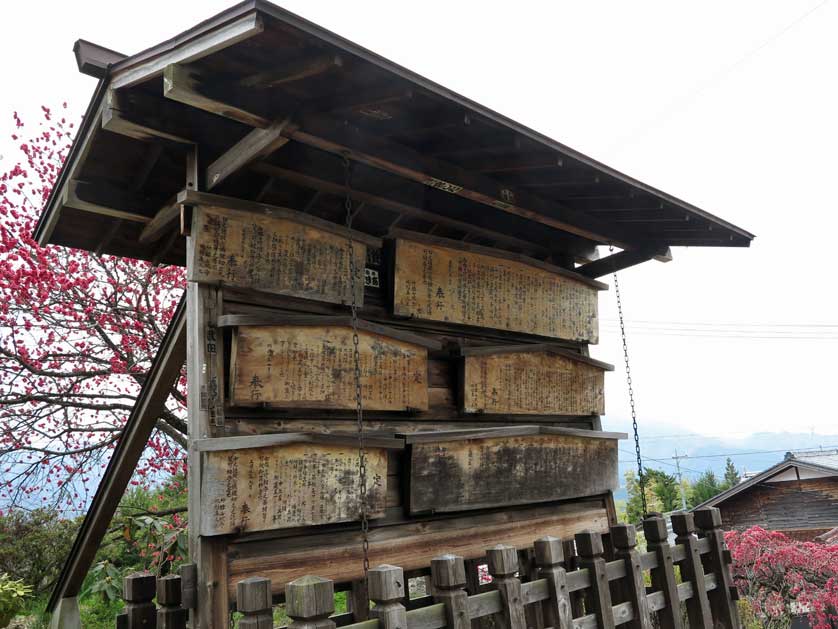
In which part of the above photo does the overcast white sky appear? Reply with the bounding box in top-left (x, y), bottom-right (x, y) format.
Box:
top-left (2, 1), bottom-right (836, 437)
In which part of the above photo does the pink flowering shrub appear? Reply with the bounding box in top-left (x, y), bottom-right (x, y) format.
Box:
top-left (0, 105), bottom-right (186, 515)
top-left (726, 526), bottom-right (838, 629)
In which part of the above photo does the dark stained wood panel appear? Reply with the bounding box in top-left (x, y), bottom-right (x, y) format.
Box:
top-left (230, 324), bottom-right (430, 410)
top-left (392, 237), bottom-right (599, 342)
top-left (407, 433), bottom-right (618, 514)
top-left (201, 442), bottom-right (388, 535)
top-left (462, 351), bottom-right (605, 415)
top-left (187, 205), bottom-right (366, 305)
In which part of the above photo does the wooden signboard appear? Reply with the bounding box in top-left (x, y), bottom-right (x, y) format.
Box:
top-left (461, 345), bottom-right (612, 415)
top-left (405, 426), bottom-right (622, 514)
top-left (187, 204), bottom-right (372, 305)
top-left (392, 235), bottom-right (603, 342)
top-left (198, 435), bottom-right (392, 536)
top-left (228, 317), bottom-right (438, 411)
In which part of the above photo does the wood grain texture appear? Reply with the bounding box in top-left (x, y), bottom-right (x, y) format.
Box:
top-left (187, 205), bottom-right (365, 305)
top-left (462, 351), bottom-right (605, 415)
top-left (227, 503), bottom-right (609, 598)
top-left (408, 433), bottom-right (618, 514)
top-left (392, 238), bottom-right (598, 342)
top-left (200, 442), bottom-right (387, 535)
top-left (230, 325), bottom-right (429, 411)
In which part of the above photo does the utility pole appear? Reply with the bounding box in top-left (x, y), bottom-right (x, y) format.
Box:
top-left (673, 448), bottom-right (688, 511)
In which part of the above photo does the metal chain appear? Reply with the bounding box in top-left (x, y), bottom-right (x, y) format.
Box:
top-left (611, 247), bottom-right (647, 518)
top-left (343, 155), bottom-right (370, 577)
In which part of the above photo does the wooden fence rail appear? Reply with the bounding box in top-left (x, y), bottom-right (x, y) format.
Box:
top-left (115, 509), bottom-right (740, 629)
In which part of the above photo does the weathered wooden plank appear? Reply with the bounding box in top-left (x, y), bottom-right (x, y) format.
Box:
top-left (201, 442), bottom-right (387, 535)
top-left (230, 324), bottom-right (430, 411)
top-left (461, 350), bottom-right (606, 415)
top-left (227, 504), bottom-right (609, 598)
top-left (576, 247), bottom-right (671, 278)
top-left (111, 13), bottom-right (264, 89)
top-left (192, 432), bottom-right (404, 452)
top-left (393, 237), bottom-right (599, 342)
top-left (187, 204), bottom-right (366, 305)
top-left (408, 433), bottom-right (619, 514)
top-left (62, 180), bottom-right (151, 223)
top-left (206, 118), bottom-right (293, 190)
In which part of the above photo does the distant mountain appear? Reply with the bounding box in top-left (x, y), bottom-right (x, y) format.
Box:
top-left (602, 419), bottom-right (838, 501)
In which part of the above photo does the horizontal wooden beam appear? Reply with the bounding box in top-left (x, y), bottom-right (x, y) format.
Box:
top-left (251, 162), bottom-right (560, 259)
top-left (111, 12), bottom-right (263, 89)
top-left (576, 247), bottom-right (671, 278)
top-left (240, 53), bottom-right (343, 89)
top-left (102, 89), bottom-right (194, 145)
top-left (160, 64), bottom-right (648, 249)
top-left (138, 197), bottom-right (181, 244)
top-left (62, 180), bottom-right (152, 223)
top-left (206, 118), bottom-right (293, 190)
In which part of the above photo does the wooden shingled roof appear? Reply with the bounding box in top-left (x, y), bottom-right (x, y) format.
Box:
top-left (34, 0), bottom-right (753, 277)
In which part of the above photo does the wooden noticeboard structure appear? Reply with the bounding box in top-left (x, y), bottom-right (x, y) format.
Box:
top-left (37, 4), bottom-right (753, 628)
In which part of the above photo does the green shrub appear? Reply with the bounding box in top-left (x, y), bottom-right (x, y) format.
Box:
top-left (0, 574), bottom-right (31, 627)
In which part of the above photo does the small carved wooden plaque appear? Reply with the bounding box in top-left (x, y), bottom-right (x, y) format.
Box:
top-left (408, 433), bottom-right (618, 514)
top-left (187, 205), bottom-right (365, 305)
top-left (201, 442), bottom-right (387, 535)
top-left (462, 351), bottom-right (605, 415)
top-left (231, 325), bottom-right (430, 410)
top-left (392, 238), bottom-right (599, 342)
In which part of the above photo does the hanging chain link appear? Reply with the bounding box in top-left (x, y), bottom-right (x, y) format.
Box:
top-left (611, 247), bottom-right (647, 518)
top-left (343, 155), bottom-right (370, 577)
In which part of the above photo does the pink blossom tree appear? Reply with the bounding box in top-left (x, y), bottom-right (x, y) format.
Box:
top-left (0, 105), bottom-right (186, 515)
top-left (727, 526), bottom-right (838, 629)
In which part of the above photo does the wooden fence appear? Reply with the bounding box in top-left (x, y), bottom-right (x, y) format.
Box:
top-left (114, 508), bottom-right (740, 629)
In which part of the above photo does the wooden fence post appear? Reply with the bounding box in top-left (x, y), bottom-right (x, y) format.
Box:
top-left (431, 554), bottom-right (470, 629)
top-left (178, 564), bottom-right (197, 611)
top-left (610, 524), bottom-right (651, 629)
top-left (694, 507), bottom-right (741, 629)
top-left (486, 545), bottom-right (526, 629)
top-left (157, 575), bottom-right (187, 629)
top-left (671, 512), bottom-right (712, 629)
top-left (369, 565), bottom-right (407, 629)
top-left (237, 576), bottom-right (273, 629)
top-left (533, 536), bottom-right (572, 629)
top-left (286, 575), bottom-right (336, 629)
top-left (575, 531), bottom-right (615, 629)
top-left (562, 539), bottom-right (584, 619)
top-left (122, 572), bottom-right (157, 629)
top-left (642, 514), bottom-right (682, 629)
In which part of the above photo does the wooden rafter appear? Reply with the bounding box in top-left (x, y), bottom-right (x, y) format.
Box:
top-left (159, 63), bottom-right (652, 250)
top-left (576, 247), bottom-right (672, 279)
top-left (63, 180), bottom-right (152, 223)
top-left (206, 118), bottom-right (293, 190)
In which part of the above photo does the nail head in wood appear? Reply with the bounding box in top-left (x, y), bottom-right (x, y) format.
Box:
top-left (431, 554), bottom-right (466, 589)
top-left (533, 536), bottom-right (564, 566)
top-left (694, 506), bottom-right (723, 529)
top-left (286, 575), bottom-right (335, 618)
top-left (237, 577), bottom-right (272, 614)
top-left (486, 544), bottom-right (518, 577)
top-left (123, 572), bottom-right (157, 602)
top-left (574, 531), bottom-right (604, 557)
top-left (642, 515), bottom-right (668, 542)
top-left (368, 565), bottom-right (405, 602)
top-left (670, 512), bottom-right (695, 536)
top-left (610, 524), bottom-right (637, 550)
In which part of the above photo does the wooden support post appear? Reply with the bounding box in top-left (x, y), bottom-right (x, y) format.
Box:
top-left (157, 575), bottom-right (188, 629)
top-left (642, 515), bottom-right (683, 629)
top-left (286, 576), bottom-right (336, 629)
top-left (237, 577), bottom-right (273, 629)
top-left (533, 536), bottom-right (572, 629)
top-left (610, 525), bottom-right (651, 629)
top-left (695, 507), bottom-right (741, 629)
top-left (122, 572), bottom-right (157, 629)
top-left (178, 564), bottom-right (196, 610)
top-left (431, 554), bottom-right (470, 629)
top-left (369, 565), bottom-right (407, 629)
top-left (518, 548), bottom-right (544, 629)
top-left (575, 531), bottom-right (615, 629)
top-left (486, 545), bottom-right (526, 629)
top-left (671, 512), bottom-right (712, 629)
top-left (350, 579), bottom-right (370, 621)
top-left (561, 540), bottom-right (584, 619)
